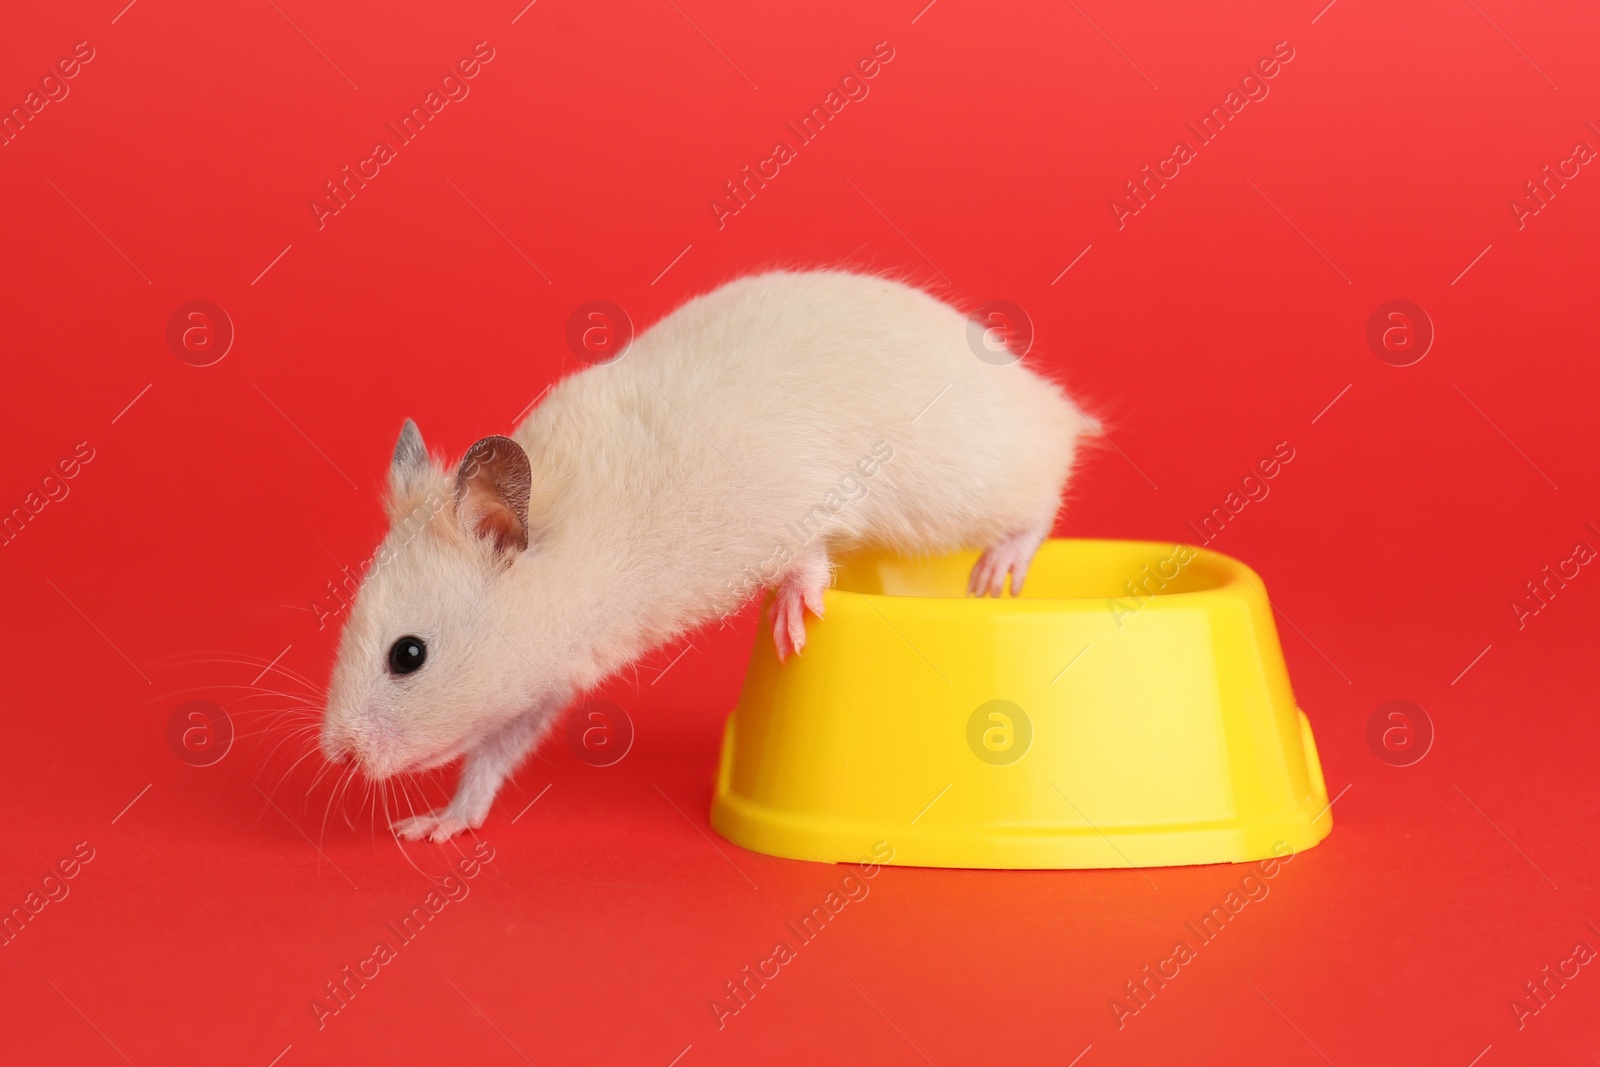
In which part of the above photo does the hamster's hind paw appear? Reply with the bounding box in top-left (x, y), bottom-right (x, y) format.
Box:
top-left (771, 558), bottom-right (828, 664)
top-left (968, 526), bottom-right (1048, 598)
top-left (771, 585), bottom-right (810, 663)
top-left (391, 810), bottom-right (475, 842)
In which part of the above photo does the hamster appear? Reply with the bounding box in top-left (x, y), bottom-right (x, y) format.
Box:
top-left (320, 270), bottom-right (1098, 840)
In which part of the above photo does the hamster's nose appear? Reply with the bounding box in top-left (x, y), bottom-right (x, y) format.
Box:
top-left (319, 724), bottom-right (353, 764)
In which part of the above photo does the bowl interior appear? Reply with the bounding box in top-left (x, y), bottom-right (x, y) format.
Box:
top-left (835, 540), bottom-right (1236, 600)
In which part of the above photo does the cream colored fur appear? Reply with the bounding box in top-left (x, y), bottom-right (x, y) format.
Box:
top-left (322, 270), bottom-right (1096, 839)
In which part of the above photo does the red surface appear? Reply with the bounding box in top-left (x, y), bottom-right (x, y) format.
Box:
top-left (3, 1), bottom-right (1598, 1064)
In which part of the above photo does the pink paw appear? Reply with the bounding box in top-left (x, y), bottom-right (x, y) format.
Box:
top-left (771, 567), bottom-right (827, 664)
top-left (968, 528), bottom-right (1047, 598)
top-left (391, 810), bottom-right (475, 842)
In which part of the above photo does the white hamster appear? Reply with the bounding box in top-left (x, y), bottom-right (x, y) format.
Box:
top-left (321, 270), bottom-right (1097, 840)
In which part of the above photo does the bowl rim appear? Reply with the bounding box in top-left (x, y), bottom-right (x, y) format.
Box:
top-left (824, 537), bottom-right (1265, 615)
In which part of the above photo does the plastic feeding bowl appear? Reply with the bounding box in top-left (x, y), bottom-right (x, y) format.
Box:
top-left (710, 539), bottom-right (1332, 869)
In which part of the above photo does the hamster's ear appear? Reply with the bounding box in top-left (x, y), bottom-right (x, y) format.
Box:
top-left (455, 435), bottom-right (532, 559)
top-left (390, 419), bottom-right (430, 495)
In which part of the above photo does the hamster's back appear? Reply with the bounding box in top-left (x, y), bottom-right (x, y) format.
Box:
top-left (520, 270), bottom-right (1090, 621)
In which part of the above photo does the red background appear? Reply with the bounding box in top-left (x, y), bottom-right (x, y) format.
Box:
top-left (3, 1), bottom-right (1598, 1064)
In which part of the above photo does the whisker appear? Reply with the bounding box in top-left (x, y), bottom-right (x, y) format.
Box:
top-left (148, 650), bottom-right (330, 695)
top-left (304, 752), bottom-right (342, 796)
top-left (388, 783), bottom-right (437, 878)
top-left (267, 742), bottom-right (325, 796)
top-left (323, 761), bottom-right (356, 847)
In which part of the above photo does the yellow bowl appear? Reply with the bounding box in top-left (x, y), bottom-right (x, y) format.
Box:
top-left (710, 539), bottom-right (1332, 869)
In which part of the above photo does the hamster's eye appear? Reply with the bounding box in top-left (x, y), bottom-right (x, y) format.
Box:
top-left (387, 636), bottom-right (427, 676)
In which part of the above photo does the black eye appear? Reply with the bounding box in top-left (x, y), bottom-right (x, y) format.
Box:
top-left (387, 636), bottom-right (427, 676)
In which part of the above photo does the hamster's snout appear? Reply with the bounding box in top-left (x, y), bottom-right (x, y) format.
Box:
top-left (318, 714), bottom-right (357, 771)
top-left (321, 702), bottom-right (420, 780)
top-left (318, 728), bottom-right (352, 764)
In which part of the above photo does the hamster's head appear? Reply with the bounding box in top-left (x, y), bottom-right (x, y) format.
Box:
top-left (320, 420), bottom-right (547, 778)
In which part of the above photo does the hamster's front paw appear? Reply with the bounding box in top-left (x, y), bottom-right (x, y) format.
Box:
top-left (391, 810), bottom-right (475, 842)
